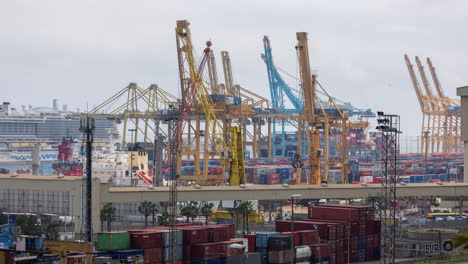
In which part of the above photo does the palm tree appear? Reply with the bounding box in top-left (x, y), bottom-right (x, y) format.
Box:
top-left (200, 203), bottom-right (214, 225)
top-left (138, 201), bottom-right (157, 228)
top-left (180, 205), bottom-right (198, 223)
top-left (100, 203), bottom-right (116, 232)
top-left (235, 201), bottom-right (254, 234)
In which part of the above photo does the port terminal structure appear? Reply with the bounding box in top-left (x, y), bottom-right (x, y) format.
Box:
top-left (0, 175), bottom-right (467, 234)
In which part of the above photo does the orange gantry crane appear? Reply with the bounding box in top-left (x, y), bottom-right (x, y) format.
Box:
top-left (404, 55), bottom-right (461, 153)
top-left (295, 32), bottom-right (349, 184)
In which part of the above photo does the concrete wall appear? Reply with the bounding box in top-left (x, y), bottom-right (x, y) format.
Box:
top-left (457, 86), bottom-right (468, 182)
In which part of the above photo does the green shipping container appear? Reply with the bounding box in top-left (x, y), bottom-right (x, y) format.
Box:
top-left (97, 232), bottom-right (130, 251)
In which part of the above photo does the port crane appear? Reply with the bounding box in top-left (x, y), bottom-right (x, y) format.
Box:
top-left (175, 20), bottom-right (246, 186)
top-left (404, 55), bottom-right (461, 153)
top-left (262, 36), bottom-right (374, 158)
top-left (295, 32), bottom-right (349, 184)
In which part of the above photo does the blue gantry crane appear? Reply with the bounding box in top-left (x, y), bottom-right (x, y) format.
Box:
top-left (261, 36), bottom-right (375, 157)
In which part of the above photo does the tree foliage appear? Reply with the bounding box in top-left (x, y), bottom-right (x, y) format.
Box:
top-left (44, 223), bottom-right (60, 240)
top-left (139, 201), bottom-right (157, 228)
top-left (200, 203), bottom-right (214, 225)
top-left (15, 215), bottom-right (41, 236)
top-left (180, 205), bottom-right (199, 223)
top-left (100, 203), bottom-right (116, 232)
top-left (235, 201), bottom-right (254, 234)
top-left (158, 211), bottom-right (170, 226)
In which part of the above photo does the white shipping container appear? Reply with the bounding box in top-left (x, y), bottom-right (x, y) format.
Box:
top-left (360, 176), bottom-right (374, 183)
top-left (295, 245), bottom-right (312, 260)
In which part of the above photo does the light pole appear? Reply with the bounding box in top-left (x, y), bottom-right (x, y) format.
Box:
top-left (291, 194), bottom-right (301, 263)
top-left (423, 130), bottom-right (429, 170)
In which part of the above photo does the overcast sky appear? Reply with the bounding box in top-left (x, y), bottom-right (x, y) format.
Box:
top-left (1, 0), bottom-right (467, 136)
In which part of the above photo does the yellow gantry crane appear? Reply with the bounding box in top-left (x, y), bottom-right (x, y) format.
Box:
top-left (66, 83), bottom-right (177, 148)
top-left (404, 55), bottom-right (461, 153)
top-left (175, 20), bottom-right (228, 184)
top-left (295, 32), bottom-right (349, 184)
top-left (175, 20), bottom-right (249, 186)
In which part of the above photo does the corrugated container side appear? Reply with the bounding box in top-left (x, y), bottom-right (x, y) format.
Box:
top-left (97, 232), bottom-right (130, 251)
top-left (191, 243), bottom-right (220, 260)
top-left (178, 226), bottom-right (208, 245)
top-left (308, 206), bottom-right (360, 222)
top-left (281, 232), bottom-right (300, 246)
top-left (267, 250), bottom-right (292, 264)
top-left (143, 248), bottom-right (162, 263)
top-left (298, 230), bottom-right (320, 245)
top-left (130, 232), bottom-right (163, 249)
top-left (244, 234), bottom-right (256, 253)
top-left (255, 232), bottom-right (281, 248)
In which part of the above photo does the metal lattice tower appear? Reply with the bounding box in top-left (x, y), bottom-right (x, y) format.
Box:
top-left (164, 104), bottom-right (180, 263)
top-left (376, 112), bottom-right (400, 264)
top-left (79, 117), bottom-right (95, 243)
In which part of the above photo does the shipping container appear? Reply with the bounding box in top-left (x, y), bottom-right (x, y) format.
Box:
top-left (160, 230), bottom-right (183, 247)
top-left (130, 231), bottom-right (163, 249)
top-left (267, 249), bottom-right (292, 264)
top-left (267, 235), bottom-right (292, 251)
top-left (308, 206), bottom-right (360, 222)
top-left (207, 225), bottom-right (233, 242)
top-left (281, 232), bottom-right (300, 246)
top-left (255, 232), bottom-right (281, 248)
top-left (295, 245), bottom-right (312, 261)
top-left (97, 232), bottom-right (130, 251)
top-left (162, 246), bottom-right (183, 262)
top-left (144, 248), bottom-right (162, 263)
top-left (224, 253), bottom-right (261, 264)
top-left (243, 234), bottom-right (256, 253)
top-left (178, 226), bottom-right (208, 245)
top-left (191, 243), bottom-right (221, 260)
top-left (298, 230), bottom-right (320, 245)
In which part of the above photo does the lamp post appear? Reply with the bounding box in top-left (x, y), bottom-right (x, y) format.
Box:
top-left (291, 194), bottom-right (301, 263)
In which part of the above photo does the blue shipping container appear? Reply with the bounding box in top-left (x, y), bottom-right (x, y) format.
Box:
top-left (256, 232), bottom-right (281, 248)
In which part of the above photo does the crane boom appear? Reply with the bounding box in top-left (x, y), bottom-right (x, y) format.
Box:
top-left (221, 51), bottom-right (234, 96)
top-left (404, 54), bottom-right (427, 112)
top-left (296, 32), bottom-right (316, 125)
top-left (208, 50), bottom-right (220, 95)
top-left (426, 57), bottom-right (446, 98)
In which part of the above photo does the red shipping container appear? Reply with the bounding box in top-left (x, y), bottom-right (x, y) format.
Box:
top-left (308, 219), bottom-right (358, 237)
top-left (222, 224), bottom-right (235, 239)
top-left (350, 236), bottom-right (359, 250)
top-left (178, 226), bottom-right (208, 245)
top-left (183, 245), bottom-right (191, 262)
top-left (300, 220), bottom-right (337, 241)
top-left (298, 230), bottom-right (320, 245)
top-left (350, 250), bottom-right (359, 263)
top-left (268, 250), bottom-right (292, 264)
top-left (310, 243), bottom-right (330, 259)
top-left (373, 233), bottom-right (381, 247)
top-left (131, 232), bottom-right (163, 249)
top-left (244, 234), bottom-right (256, 253)
top-left (144, 248), bottom-right (163, 263)
top-left (227, 246), bottom-right (244, 257)
top-left (276, 220), bottom-right (333, 241)
top-left (366, 247), bottom-right (374, 261)
top-left (366, 235), bottom-right (374, 248)
top-left (191, 243), bottom-right (220, 260)
top-left (267, 173), bottom-right (281, 184)
top-left (281, 232), bottom-right (300, 246)
top-left (321, 204), bottom-right (373, 221)
top-left (373, 220), bottom-right (382, 234)
top-left (338, 251), bottom-right (346, 264)
top-left (207, 225), bottom-right (228, 242)
top-left (308, 206), bottom-right (360, 222)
